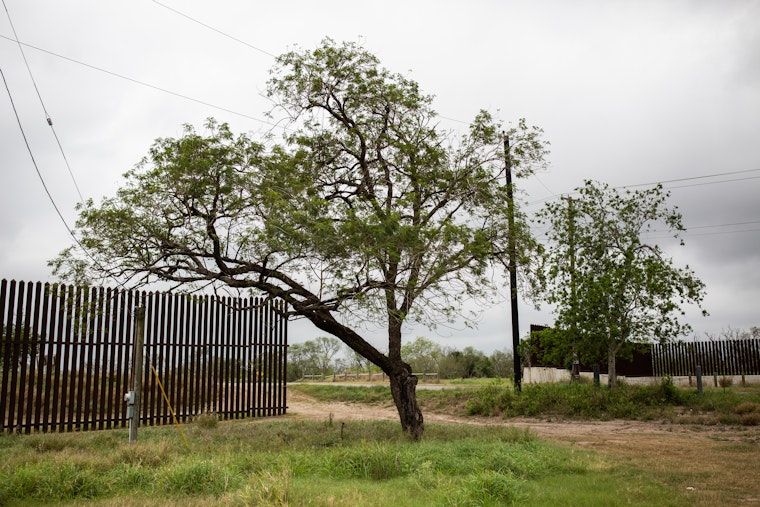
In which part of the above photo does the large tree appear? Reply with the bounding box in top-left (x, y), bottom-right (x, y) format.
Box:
top-left (535, 180), bottom-right (707, 387)
top-left (52, 39), bottom-right (548, 438)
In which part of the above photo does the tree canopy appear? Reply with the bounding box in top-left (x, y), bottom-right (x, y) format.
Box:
top-left (52, 39), bottom-right (549, 437)
top-left (535, 180), bottom-right (707, 386)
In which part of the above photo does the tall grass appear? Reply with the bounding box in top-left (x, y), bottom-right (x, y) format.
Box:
top-left (0, 416), bottom-right (690, 506)
top-left (465, 379), bottom-right (760, 424)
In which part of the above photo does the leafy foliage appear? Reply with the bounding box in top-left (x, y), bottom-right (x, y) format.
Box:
top-left (535, 181), bottom-right (707, 386)
top-left (289, 336), bottom-right (343, 378)
top-left (52, 39), bottom-right (549, 436)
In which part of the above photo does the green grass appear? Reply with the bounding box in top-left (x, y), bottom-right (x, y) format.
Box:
top-left (291, 383), bottom-right (393, 404)
top-left (0, 416), bottom-right (691, 506)
top-left (462, 379), bottom-right (760, 424)
top-left (292, 379), bottom-right (760, 425)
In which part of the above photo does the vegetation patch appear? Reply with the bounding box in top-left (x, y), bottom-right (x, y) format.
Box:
top-left (464, 380), bottom-right (760, 424)
top-left (0, 417), bottom-right (692, 506)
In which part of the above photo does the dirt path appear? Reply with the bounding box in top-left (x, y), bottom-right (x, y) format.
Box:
top-left (287, 390), bottom-right (760, 506)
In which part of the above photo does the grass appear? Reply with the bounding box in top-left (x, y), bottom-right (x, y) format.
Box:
top-left (0, 414), bottom-right (693, 506)
top-left (291, 378), bottom-right (760, 425)
top-left (461, 378), bottom-right (760, 424)
top-left (291, 383), bottom-right (393, 404)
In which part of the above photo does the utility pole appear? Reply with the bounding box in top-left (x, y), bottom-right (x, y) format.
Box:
top-left (504, 135), bottom-right (521, 392)
top-left (128, 307), bottom-right (145, 444)
top-left (567, 197), bottom-right (580, 381)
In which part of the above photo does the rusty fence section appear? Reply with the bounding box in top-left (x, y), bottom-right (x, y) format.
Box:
top-left (652, 339), bottom-right (760, 377)
top-left (1, 279), bottom-right (287, 434)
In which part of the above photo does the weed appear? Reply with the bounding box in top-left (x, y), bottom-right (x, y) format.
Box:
top-left (194, 411), bottom-right (219, 429)
top-left (734, 402), bottom-right (760, 415)
top-left (161, 458), bottom-right (234, 495)
top-left (236, 467), bottom-right (292, 506)
top-left (451, 470), bottom-right (522, 506)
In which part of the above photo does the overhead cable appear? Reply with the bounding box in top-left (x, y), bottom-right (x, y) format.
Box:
top-left (2, 0), bottom-right (84, 202)
top-left (0, 34), bottom-right (279, 128)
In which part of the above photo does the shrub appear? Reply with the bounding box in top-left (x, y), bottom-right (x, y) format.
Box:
top-left (194, 411), bottom-right (219, 429)
top-left (466, 383), bottom-right (514, 416)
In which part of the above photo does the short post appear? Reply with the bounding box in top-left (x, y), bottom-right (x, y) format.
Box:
top-left (695, 364), bottom-right (703, 394)
top-left (593, 364), bottom-right (600, 387)
top-left (129, 307), bottom-right (146, 444)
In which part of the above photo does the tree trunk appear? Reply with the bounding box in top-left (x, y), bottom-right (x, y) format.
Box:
top-left (303, 310), bottom-right (425, 438)
top-left (388, 362), bottom-right (424, 440)
top-left (607, 344), bottom-right (617, 388)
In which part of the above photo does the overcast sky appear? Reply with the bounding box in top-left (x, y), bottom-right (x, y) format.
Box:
top-left (1, 0), bottom-right (758, 353)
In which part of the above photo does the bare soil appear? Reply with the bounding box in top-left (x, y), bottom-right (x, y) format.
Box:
top-left (286, 389), bottom-right (760, 506)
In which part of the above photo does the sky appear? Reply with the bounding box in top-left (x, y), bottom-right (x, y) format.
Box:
top-left (1, 0), bottom-right (758, 354)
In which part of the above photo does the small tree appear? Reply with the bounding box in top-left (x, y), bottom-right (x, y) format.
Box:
top-left (489, 348), bottom-right (515, 379)
top-left (287, 337), bottom-right (341, 378)
top-left (400, 337), bottom-right (443, 373)
top-left (536, 180), bottom-right (707, 387)
top-left (312, 336), bottom-right (342, 376)
top-left (52, 39), bottom-right (548, 438)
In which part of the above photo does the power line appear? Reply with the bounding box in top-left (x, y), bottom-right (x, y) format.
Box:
top-left (152, 0), bottom-right (277, 59)
top-left (656, 175), bottom-right (760, 190)
top-left (151, 2), bottom-right (479, 128)
top-left (2, 66), bottom-right (79, 249)
top-left (685, 219), bottom-right (760, 231)
top-left (2, 0), bottom-right (84, 202)
top-left (2, 64), bottom-right (130, 288)
top-left (617, 168), bottom-right (760, 190)
top-left (0, 34), bottom-right (280, 128)
top-left (526, 168), bottom-right (760, 209)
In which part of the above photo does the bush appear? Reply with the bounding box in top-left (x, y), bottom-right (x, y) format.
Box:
top-left (466, 383), bottom-right (514, 416)
top-left (194, 411), bottom-right (219, 429)
top-left (465, 380), bottom-right (701, 420)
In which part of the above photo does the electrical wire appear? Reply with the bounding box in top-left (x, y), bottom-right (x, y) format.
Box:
top-left (152, 0), bottom-right (277, 58)
top-left (2, 0), bottom-right (84, 202)
top-left (2, 65), bottom-right (79, 250)
top-left (526, 168), bottom-right (760, 210)
top-left (617, 168), bottom-right (760, 190)
top-left (2, 65), bottom-right (130, 289)
top-left (0, 34), bottom-right (279, 128)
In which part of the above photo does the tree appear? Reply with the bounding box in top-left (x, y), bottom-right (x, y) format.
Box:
top-left (400, 337), bottom-right (443, 373)
top-left (288, 337), bottom-right (341, 379)
top-left (489, 348), bottom-right (515, 378)
top-left (536, 180), bottom-right (707, 387)
top-left (52, 39), bottom-right (548, 438)
top-left (312, 336), bottom-right (342, 375)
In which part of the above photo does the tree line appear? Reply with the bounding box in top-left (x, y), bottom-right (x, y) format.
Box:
top-left (288, 336), bottom-right (513, 382)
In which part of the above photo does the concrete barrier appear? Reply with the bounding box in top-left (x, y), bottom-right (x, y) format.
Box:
top-left (523, 367), bottom-right (760, 387)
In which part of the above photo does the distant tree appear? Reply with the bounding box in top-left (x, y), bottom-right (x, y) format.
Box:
top-left (704, 326), bottom-right (760, 341)
top-left (489, 349), bottom-right (514, 378)
top-left (287, 342), bottom-right (316, 380)
top-left (536, 181), bottom-right (707, 387)
top-left (437, 347), bottom-right (465, 379)
top-left (401, 337), bottom-right (443, 373)
top-left (344, 345), bottom-right (369, 374)
top-left (51, 39), bottom-right (548, 438)
top-left (288, 336), bottom-right (342, 378)
top-left (438, 346), bottom-right (494, 378)
top-left (312, 336), bottom-right (342, 375)
top-left (1, 325), bottom-right (38, 369)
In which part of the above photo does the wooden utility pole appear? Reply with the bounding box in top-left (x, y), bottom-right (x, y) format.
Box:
top-left (567, 197), bottom-right (580, 381)
top-left (129, 307), bottom-right (145, 444)
top-left (504, 135), bottom-right (521, 391)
